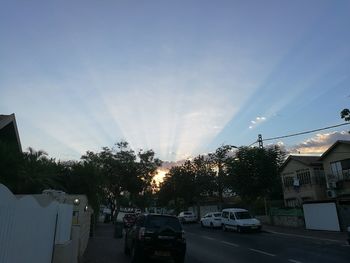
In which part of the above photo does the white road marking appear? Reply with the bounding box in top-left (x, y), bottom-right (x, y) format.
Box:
top-left (249, 248), bottom-right (276, 257)
top-left (267, 230), bottom-right (342, 243)
top-left (288, 259), bottom-right (303, 263)
top-left (201, 235), bottom-right (216, 240)
top-left (221, 241), bottom-right (239, 247)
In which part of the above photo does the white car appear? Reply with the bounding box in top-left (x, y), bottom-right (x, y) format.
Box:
top-left (221, 208), bottom-right (262, 232)
top-left (178, 211), bottom-right (197, 223)
top-left (200, 212), bottom-right (222, 228)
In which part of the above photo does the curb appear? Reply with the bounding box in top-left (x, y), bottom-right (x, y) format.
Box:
top-left (263, 229), bottom-right (346, 244)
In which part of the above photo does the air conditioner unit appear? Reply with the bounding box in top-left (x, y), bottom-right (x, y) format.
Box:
top-left (326, 190), bottom-right (337, 198)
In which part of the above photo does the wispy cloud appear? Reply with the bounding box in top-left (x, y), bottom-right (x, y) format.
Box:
top-left (249, 116), bottom-right (267, 129)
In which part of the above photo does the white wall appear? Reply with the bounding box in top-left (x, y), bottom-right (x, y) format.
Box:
top-left (56, 204), bottom-right (73, 244)
top-left (0, 184), bottom-right (73, 263)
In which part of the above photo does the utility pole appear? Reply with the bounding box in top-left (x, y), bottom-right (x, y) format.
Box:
top-left (258, 134), bottom-right (263, 148)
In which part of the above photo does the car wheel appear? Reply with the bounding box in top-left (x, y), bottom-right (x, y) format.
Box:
top-left (210, 222), bottom-right (214, 229)
top-left (222, 224), bottom-right (227, 231)
top-left (131, 244), bottom-right (142, 263)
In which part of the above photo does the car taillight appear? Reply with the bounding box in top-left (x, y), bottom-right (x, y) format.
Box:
top-left (138, 227), bottom-right (145, 240)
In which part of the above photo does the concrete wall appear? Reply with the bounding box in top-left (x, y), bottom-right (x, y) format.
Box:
top-left (53, 240), bottom-right (74, 263)
top-left (256, 214), bottom-right (304, 228)
top-left (338, 203), bottom-right (350, 231)
top-left (271, 215), bottom-right (305, 228)
top-left (66, 195), bottom-right (92, 261)
top-left (0, 184), bottom-right (73, 263)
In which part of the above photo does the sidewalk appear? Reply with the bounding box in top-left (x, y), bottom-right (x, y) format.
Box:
top-left (263, 224), bottom-right (349, 244)
top-left (82, 223), bottom-right (129, 263)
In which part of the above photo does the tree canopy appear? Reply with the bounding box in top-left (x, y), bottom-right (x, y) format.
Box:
top-left (157, 144), bottom-right (286, 212)
top-left (341, 108), bottom-right (350, 122)
top-left (0, 140), bottom-right (161, 215)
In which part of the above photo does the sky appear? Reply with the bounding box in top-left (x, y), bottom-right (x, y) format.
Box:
top-left (1, 0), bottom-right (350, 162)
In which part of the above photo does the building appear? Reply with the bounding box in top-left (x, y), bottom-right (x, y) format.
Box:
top-left (319, 140), bottom-right (350, 199)
top-left (0, 113), bottom-right (22, 152)
top-left (280, 155), bottom-right (326, 207)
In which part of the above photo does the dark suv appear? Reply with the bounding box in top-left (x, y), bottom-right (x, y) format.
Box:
top-left (124, 214), bottom-right (186, 263)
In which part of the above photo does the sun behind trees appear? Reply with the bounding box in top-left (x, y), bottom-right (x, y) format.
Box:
top-left (1, 138), bottom-right (286, 217)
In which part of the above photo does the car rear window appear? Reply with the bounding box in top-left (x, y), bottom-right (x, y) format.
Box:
top-left (146, 215), bottom-right (182, 231)
top-left (235, 212), bottom-right (252, 219)
top-left (184, 212), bottom-right (193, 215)
top-left (213, 213), bottom-right (221, 217)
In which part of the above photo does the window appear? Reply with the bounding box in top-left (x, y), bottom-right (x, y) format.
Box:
top-left (340, 160), bottom-right (349, 179)
top-left (313, 167), bottom-right (325, 184)
top-left (222, 211), bottom-right (229, 218)
top-left (283, 175), bottom-right (294, 188)
top-left (296, 169), bottom-right (311, 185)
top-left (213, 213), bottom-right (221, 217)
top-left (331, 159), bottom-right (350, 181)
top-left (146, 215), bottom-right (181, 231)
top-left (229, 212), bottom-right (235, 220)
top-left (331, 161), bottom-right (343, 180)
top-left (235, 212), bottom-right (252, 219)
top-left (285, 198), bottom-right (298, 208)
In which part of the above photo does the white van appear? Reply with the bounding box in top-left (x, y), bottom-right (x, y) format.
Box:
top-left (221, 208), bottom-right (261, 232)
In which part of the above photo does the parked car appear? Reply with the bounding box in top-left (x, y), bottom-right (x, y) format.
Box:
top-left (124, 213), bottom-right (186, 263)
top-left (221, 208), bottom-right (262, 232)
top-left (200, 212), bottom-right (222, 228)
top-left (178, 211), bottom-right (197, 223)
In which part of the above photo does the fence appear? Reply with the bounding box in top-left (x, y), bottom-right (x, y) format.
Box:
top-left (0, 184), bottom-right (73, 263)
top-left (269, 207), bottom-right (303, 217)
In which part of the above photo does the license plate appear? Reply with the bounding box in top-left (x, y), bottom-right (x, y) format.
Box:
top-left (154, 251), bottom-right (170, 257)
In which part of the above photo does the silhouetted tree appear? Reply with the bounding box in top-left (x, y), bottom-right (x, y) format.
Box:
top-left (227, 145), bottom-right (286, 203)
top-left (208, 145), bottom-right (236, 208)
top-left (341, 108), bottom-right (350, 121)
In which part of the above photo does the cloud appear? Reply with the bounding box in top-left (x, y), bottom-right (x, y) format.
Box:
top-left (249, 116), bottom-right (267, 129)
top-left (288, 131), bottom-right (350, 154)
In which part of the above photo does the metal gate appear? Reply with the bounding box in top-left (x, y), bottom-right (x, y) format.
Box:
top-left (303, 202), bottom-right (340, 231)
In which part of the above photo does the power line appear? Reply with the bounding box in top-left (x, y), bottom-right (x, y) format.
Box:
top-left (263, 122), bottom-right (350, 142)
top-left (248, 140), bottom-right (258, 147)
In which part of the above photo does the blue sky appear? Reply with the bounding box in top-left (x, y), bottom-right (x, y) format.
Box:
top-left (1, 0), bottom-right (350, 161)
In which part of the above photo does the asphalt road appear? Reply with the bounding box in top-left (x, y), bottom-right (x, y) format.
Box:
top-left (182, 224), bottom-right (349, 263)
top-left (83, 223), bottom-right (349, 263)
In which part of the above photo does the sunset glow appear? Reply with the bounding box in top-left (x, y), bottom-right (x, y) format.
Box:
top-left (153, 169), bottom-right (168, 185)
top-left (0, 1), bottom-right (349, 161)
